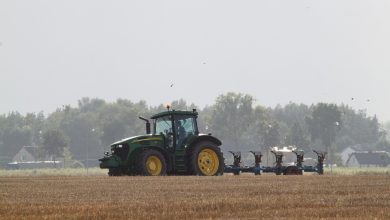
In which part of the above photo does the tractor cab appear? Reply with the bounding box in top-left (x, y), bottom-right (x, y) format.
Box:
top-left (151, 109), bottom-right (199, 150)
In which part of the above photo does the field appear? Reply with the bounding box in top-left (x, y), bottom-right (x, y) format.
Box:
top-left (1, 171), bottom-right (390, 220)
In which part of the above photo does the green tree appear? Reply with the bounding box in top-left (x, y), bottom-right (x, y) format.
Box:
top-left (42, 129), bottom-right (68, 163)
top-left (62, 147), bottom-right (74, 168)
top-left (241, 105), bottom-right (271, 150)
top-left (61, 111), bottom-right (99, 161)
top-left (306, 103), bottom-right (341, 163)
top-left (78, 97), bottom-right (106, 113)
top-left (336, 105), bottom-right (382, 150)
top-left (270, 103), bottom-right (311, 148)
top-left (271, 103), bottom-right (311, 128)
top-left (263, 121), bottom-right (281, 148)
top-left (209, 93), bottom-right (255, 151)
top-left (0, 112), bottom-right (32, 163)
top-left (101, 119), bottom-right (126, 147)
top-left (24, 112), bottom-right (45, 147)
top-left (285, 122), bottom-right (309, 150)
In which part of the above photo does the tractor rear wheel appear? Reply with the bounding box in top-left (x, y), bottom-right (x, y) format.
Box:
top-left (187, 141), bottom-right (224, 176)
top-left (135, 149), bottom-right (167, 176)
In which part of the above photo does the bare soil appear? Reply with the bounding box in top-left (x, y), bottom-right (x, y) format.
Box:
top-left (1, 174), bottom-right (389, 219)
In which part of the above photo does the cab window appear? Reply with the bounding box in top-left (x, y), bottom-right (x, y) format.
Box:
top-left (175, 115), bottom-right (197, 147)
top-left (176, 116), bottom-right (196, 135)
top-left (154, 116), bottom-right (172, 135)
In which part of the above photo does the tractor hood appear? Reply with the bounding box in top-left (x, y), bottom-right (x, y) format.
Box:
top-left (111, 135), bottom-right (144, 145)
top-left (99, 134), bottom-right (164, 169)
top-left (110, 134), bottom-right (163, 146)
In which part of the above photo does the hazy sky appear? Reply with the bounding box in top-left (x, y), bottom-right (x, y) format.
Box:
top-left (1, 1), bottom-right (389, 122)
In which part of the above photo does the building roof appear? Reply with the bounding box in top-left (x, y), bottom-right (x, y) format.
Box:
top-left (341, 146), bottom-right (358, 153)
top-left (350, 151), bottom-right (390, 165)
top-left (21, 146), bottom-right (40, 158)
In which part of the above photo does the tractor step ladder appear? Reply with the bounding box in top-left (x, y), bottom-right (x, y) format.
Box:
top-left (174, 148), bottom-right (187, 173)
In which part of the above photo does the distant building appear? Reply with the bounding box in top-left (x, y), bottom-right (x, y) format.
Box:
top-left (340, 146), bottom-right (357, 166)
top-left (8, 146), bottom-right (63, 169)
top-left (12, 146), bottom-right (41, 162)
top-left (346, 151), bottom-right (390, 167)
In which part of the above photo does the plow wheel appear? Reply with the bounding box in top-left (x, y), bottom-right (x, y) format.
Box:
top-left (283, 166), bottom-right (302, 175)
top-left (187, 141), bottom-right (224, 176)
top-left (136, 149), bottom-right (167, 176)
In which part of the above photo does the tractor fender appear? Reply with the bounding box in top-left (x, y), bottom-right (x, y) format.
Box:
top-left (187, 134), bottom-right (222, 148)
top-left (130, 146), bottom-right (173, 173)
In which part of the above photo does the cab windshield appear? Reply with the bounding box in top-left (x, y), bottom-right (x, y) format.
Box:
top-left (154, 116), bottom-right (172, 135)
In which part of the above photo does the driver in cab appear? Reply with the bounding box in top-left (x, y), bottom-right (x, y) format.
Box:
top-left (176, 120), bottom-right (186, 147)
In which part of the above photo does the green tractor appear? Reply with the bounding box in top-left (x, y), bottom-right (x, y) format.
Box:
top-left (99, 109), bottom-right (224, 176)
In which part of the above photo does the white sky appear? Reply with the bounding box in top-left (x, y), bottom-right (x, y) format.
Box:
top-left (0, 1), bottom-right (389, 122)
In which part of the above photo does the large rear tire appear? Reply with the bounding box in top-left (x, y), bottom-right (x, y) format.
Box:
top-left (135, 149), bottom-right (167, 176)
top-left (187, 141), bottom-right (224, 176)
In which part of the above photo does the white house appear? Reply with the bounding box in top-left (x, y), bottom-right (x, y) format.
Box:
top-left (12, 146), bottom-right (41, 162)
top-left (340, 146), bottom-right (357, 166)
top-left (8, 146), bottom-right (64, 169)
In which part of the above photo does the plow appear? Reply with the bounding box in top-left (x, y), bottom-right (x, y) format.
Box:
top-left (99, 108), bottom-right (326, 176)
top-left (224, 149), bottom-right (326, 175)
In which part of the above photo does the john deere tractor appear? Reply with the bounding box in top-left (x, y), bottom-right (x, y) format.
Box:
top-left (99, 109), bottom-right (224, 176)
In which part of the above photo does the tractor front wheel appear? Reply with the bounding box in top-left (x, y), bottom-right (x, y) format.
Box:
top-left (187, 141), bottom-right (224, 176)
top-left (136, 149), bottom-right (167, 176)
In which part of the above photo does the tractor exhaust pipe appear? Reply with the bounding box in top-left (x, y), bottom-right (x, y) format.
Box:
top-left (139, 116), bottom-right (151, 134)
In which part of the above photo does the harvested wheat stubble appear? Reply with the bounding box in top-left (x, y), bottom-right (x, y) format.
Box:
top-left (0, 175), bottom-right (389, 219)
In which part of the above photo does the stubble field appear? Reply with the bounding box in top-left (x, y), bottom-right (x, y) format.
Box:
top-left (1, 174), bottom-right (390, 219)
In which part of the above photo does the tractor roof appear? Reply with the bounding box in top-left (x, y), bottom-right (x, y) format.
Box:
top-left (151, 110), bottom-right (198, 119)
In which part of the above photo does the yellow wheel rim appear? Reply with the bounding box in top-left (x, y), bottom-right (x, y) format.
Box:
top-left (146, 156), bottom-right (162, 176)
top-left (197, 148), bottom-right (220, 176)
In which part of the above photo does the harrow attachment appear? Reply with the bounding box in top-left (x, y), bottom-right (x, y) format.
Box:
top-left (224, 149), bottom-right (326, 175)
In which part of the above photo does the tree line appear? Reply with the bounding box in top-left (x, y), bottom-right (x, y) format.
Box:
top-left (0, 93), bottom-right (388, 167)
